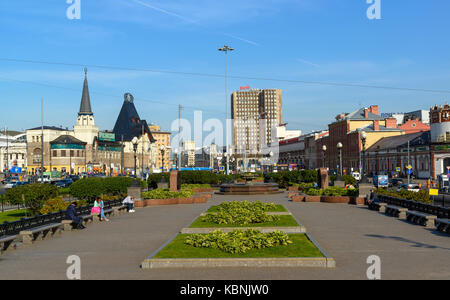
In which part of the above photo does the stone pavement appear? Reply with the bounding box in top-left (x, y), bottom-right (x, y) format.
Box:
top-left (0, 193), bottom-right (449, 280)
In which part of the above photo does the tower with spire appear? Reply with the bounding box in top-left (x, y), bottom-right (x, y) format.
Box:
top-left (74, 68), bottom-right (99, 163)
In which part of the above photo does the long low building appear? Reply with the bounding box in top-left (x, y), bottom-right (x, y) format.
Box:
top-left (365, 131), bottom-right (450, 179)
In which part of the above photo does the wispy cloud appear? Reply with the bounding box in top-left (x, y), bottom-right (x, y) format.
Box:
top-left (130, 0), bottom-right (261, 46)
top-left (296, 58), bottom-right (321, 68)
top-left (132, 0), bottom-right (198, 24)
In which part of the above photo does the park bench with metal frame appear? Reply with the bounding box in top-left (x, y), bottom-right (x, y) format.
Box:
top-left (406, 211), bottom-right (437, 228)
top-left (384, 205), bottom-right (408, 220)
top-left (19, 223), bottom-right (63, 245)
top-left (435, 219), bottom-right (450, 233)
top-left (0, 234), bottom-right (18, 254)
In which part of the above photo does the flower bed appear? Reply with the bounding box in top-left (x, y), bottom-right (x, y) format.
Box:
top-left (184, 229), bottom-right (292, 254)
top-left (152, 232), bottom-right (324, 259)
top-left (135, 189), bottom-right (206, 207)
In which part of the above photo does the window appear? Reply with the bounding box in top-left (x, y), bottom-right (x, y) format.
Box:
top-left (53, 151), bottom-right (57, 157)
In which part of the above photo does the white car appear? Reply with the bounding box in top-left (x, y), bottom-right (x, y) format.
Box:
top-left (397, 184), bottom-right (420, 193)
top-left (5, 181), bottom-right (17, 189)
top-left (351, 172), bottom-right (361, 181)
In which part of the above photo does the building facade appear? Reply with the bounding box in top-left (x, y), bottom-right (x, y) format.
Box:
top-left (324, 105), bottom-right (404, 175)
top-left (26, 70), bottom-right (155, 176)
top-left (0, 131), bottom-right (27, 173)
top-left (231, 89), bottom-right (282, 168)
top-left (149, 125), bottom-right (172, 172)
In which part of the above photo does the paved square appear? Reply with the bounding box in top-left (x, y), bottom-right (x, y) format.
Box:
top-left (0, 193), bottom-right (449, 280)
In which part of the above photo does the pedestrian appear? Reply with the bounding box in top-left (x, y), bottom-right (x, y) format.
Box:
top-left (122, 195), bottom-right (135, 213)
top-left (94, 197), bottom-right (109, 222)
top-left (66, 201), bottom-right (85, 230)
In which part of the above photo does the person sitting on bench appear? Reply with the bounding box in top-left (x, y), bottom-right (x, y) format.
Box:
top-left (122, 196), bottom-right (135, 213)
top-left (66, 201), bottom-right (85, 230)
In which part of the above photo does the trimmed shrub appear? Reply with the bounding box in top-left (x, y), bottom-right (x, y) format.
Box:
top-left (342, 175), bottom-right (357, 186)
top-left (4, 183), bottom-right (58, 215)
top-left (205, 201), bottom-right (279, 225)
top-left (142, 188), bottom-right (194, 199)
top-left (40, 196), bottom-right (69, 215)
top-left (69, 177), bottom-right (144, 202)
top-left (375, 188), bottom-right (431, 204)
top-left (185, 229), bottom-right (292, 254)
top-left (264, 170), bottom-right (318, 188)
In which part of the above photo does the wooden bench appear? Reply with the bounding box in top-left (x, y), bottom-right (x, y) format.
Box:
top-left (19, 223), bottom-right (63, 245)
top-left (406, 211), bottom-right (437, 228)
top-left (0, 235), bottom-right (18, 254)
top-left (435, 219), bottom-right (450, 233)
top-left (385, 205), bottom-right (408, 220)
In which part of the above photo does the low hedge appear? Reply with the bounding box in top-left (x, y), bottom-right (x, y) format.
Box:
top-left (264, 170), bottom-right (318, 188)
top-left (375, 188), bottom-right (431, 204)
top-left (69, 177), bottom-right (146, 202)
top-left (181, 184), bottom-right (211, 190)
top-left (3, 183), bottom-right (58, 215)
top-left (142, 189), bottom-right (194, 199)
top-left (305, 186), bottom-right (359, 197)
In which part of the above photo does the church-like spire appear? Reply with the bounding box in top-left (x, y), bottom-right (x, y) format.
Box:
top-left (78, 68), bottom-right (93, 116)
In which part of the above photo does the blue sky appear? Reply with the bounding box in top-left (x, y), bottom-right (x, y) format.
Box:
top-left (1, 0), bottom-right (450, 139)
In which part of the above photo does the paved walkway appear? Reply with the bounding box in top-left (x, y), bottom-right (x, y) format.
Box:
top-left (0, 193), bottom-right (449, 280)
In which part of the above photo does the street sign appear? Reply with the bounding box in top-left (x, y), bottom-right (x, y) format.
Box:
top-left (407, 165), bottom-right (412, 170)
top-left (429, 189), bottom-right (439, 196)
top-left (396, 167), bottom-right (401, 172)
top-left (219, 166), bottom-right (225, 172)
top-left (407, 169), bottom-right (412, 175)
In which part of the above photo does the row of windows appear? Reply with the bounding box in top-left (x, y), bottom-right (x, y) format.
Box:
top-left (3, 153), bottom-right (25, 160)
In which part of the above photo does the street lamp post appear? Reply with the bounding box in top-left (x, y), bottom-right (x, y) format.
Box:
top-left (322, 145), bottom-right (327, 168)
top-left (337, 142), bottom-right (343, 177)
top-left (132, 137), bottom-right (138, 178)
top-left (218, 45), bottom-right (234, 175)
top-left (360, 131), bottom-right (369, 183)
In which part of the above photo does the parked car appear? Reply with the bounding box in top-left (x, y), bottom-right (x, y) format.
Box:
top-left (388, 178), bottom-right (404, 187)
top-left (4, 181), bottom-right (17, 189)
top-left (397, 183), bottom-right (420, 193)
top-left (68, 175), bottom-right (80, 182)
top-left (55, 179), bottom-right (73, 188)
top-left (1, 176), bottom-right (19, 184)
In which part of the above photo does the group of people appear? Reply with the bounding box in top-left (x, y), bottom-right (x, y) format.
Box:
top-left (65, 195), bottom-right (135, 230)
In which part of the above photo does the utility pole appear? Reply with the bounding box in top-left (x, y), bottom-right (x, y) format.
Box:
top-left (141, 124), bottom-right (144, 179)
top-left (4, 127), bottom-right (8, 174)
top-left (40, 97), bottom-right (44, 184)
top-left (219, 45), bottom-right (234, 175)
top-left (178, 104), bottom-right (183, 171)
top-left (121, 134), bottom-right (124, 175)
top-left (407, 140), bottom-right (411, 184)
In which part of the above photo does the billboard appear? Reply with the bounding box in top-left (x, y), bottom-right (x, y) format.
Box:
top-left (99, 132), bottom-right (115, 142)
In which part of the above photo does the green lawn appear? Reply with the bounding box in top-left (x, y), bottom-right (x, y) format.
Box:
top-left (0, 209), bottom-right (29, 224)
top-left (154, 234), bottom-right (324, 258)
top-left (206, 204), bottom-right (287, 213)
top-left (189, 215), bottom-right (299, 228)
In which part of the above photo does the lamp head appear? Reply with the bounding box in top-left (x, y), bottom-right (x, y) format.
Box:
top-left (132, 137), bottom-right (138, 145)
top-left (361, 131), bottom-right (367, 140)
top-left (337, 142), bottom-right (343, 149)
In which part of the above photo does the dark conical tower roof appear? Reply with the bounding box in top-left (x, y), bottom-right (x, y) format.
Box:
top-left (79, 68), bottom-right (93, 116)
top-left (113, 93), bottom-right (156, 143)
